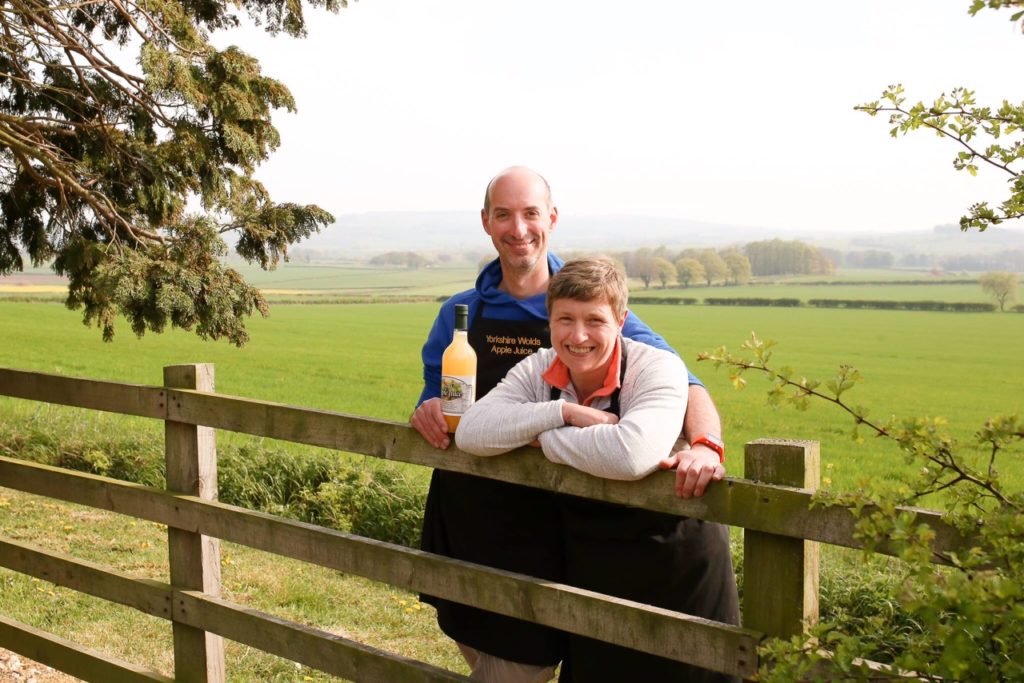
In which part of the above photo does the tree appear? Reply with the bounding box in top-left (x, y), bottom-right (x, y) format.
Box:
top-left (979, 271), bottom-right (1019, 311)
top-left (844, 249), bottom-right (895, 269)
top-left (0, 0), bottom-right (341, 345)
top-left (625, 249), bottom-right (656, 289)
top-left (855, 4), bottom-right (1024, 233)
top-left (720, 249), bottom-right (752, 285)
top-left (652, 257), bottom-right (676, 288)
top-left (370, 251), bottom-right (431, 269)
top-left (696, 249), bottom-right (728, 286)
top-left (700, 334), bottom-right (1024, 682)
top-left (674, 257), bottom-right (705, 288)
top-left (744, 238), bottom-right (833, 276)
top-left (721, 4), bottom-right (1024, 680)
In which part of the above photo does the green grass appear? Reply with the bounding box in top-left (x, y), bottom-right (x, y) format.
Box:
top-left (1, 300), bottom-right (1021, 491)
top-left (633, 304), bottom-right (1024, 489)
top-left (2, 297), bottom-right (1021, 678)
top-left (0, 488), bottom-right (466, 681)
top-left (0, 302), bottom-right (430, 419)
top-left (635, 281), bottom-right (992, 303)
top-left (222, 262), bottom-right (478, 298)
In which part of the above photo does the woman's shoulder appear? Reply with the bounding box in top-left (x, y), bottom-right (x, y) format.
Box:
top-left (622, 338), bottom-right (688, 386)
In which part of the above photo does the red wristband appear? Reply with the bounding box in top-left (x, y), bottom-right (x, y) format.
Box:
top-left (690, 435), bottom-right (725, 463)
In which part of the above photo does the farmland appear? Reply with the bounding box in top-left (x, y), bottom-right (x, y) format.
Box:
top-left (0, 268), bottom-right (1022, 680)
top-left (0, 290), bottom-right (1021, 488)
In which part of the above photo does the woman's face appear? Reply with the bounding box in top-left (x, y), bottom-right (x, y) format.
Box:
top-left (549, 297), bottom-right (626, 384)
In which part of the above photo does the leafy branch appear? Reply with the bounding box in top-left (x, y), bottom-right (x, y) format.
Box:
top-left (700, 333), bottom-right (1024, 681)
top-left (855, 85), bottom-right (1024, 232)
top-left (1, 0), bottom-right (345, 345)
top-left (698, 333), bottom-right (1019, 509)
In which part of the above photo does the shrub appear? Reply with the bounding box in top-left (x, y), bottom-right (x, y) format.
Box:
top-left (704, 297), bottom-right (801, 307)
top-left (807, 299), bottom-right (995, 312)
top-left (1, 414), bottom-right (427, 548)
top-left (628, 296), bottom-right (698, 305)
top-left (295, 464), bottom-right (426, 548)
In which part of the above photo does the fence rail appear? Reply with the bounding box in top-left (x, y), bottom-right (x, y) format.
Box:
top-left (0, 365), bottom-right (966, 681)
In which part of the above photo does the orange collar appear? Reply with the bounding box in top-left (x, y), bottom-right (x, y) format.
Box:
top-left (542, 338), bottom-right (622, 407)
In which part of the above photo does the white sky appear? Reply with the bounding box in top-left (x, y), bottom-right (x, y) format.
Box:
top-left (223, 1), bottom-right (1024, 234)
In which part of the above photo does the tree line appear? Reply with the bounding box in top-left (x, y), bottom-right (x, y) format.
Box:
top-left (610, 239), bottom-right (835, 289)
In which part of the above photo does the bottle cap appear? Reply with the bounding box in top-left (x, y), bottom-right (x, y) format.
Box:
top-left (454, 304), bottom-right (469, 331)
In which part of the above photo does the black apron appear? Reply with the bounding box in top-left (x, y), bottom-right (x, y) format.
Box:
top-left (420, 302), bottom-right (566, 666)
top-left (554, 347), bottom-right (742, 683)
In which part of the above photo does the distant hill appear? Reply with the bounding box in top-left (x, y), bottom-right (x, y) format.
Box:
top-left (295, 211), bottom-right (1024, 260)
top-left (297, 211), bottom-right (784, 255)
top-left (817, 223), bottom-right (1024, 255)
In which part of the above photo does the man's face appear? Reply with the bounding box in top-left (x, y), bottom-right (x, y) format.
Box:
top-left (482, 171), bottom-right (557, 274)
top-left (549, 297), bottom-right (626, 382)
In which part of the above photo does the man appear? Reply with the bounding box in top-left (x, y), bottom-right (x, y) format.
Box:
top-left (410, 167), bottom-right (727, 681)
top-left (455, 256), bottom-right (739, 682)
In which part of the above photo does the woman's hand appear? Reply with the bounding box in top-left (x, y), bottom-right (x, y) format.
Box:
top-left (562, 402), bottom-right (619, 428)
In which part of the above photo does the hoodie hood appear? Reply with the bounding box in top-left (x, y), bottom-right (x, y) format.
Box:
top-left (474, 253), bottom-right (565, 307)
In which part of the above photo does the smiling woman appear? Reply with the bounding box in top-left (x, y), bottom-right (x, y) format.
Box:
top-left (455, 256), bottom-right (740, 683)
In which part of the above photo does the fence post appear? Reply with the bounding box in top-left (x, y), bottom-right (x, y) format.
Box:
top-left (164, 364), bottom-right (225, 683)
top-left (742, 439), bottom-right (820, 640)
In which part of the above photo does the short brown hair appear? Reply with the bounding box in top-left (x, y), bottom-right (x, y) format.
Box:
top-left (547, 257), bottom-right (628, 319)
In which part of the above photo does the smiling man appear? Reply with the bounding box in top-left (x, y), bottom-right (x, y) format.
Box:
top-left (410, 167), bottom-right (730, 682)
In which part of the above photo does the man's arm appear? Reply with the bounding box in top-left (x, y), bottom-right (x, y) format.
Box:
top-left (662, 384), bottom-right (726, 499)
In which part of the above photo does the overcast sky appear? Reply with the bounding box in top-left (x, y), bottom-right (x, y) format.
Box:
top-left (222, 1), bottom-right (1023, 235)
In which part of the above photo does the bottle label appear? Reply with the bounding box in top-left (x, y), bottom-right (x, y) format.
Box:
top-left (441, 374), bottom-right (475, 416)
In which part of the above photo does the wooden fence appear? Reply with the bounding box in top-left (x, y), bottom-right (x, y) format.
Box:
top-left (0, 364), bottom-right (967, 681)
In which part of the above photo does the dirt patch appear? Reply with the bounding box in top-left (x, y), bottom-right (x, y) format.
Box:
top-left (0, 648), bottom-right (78, 681)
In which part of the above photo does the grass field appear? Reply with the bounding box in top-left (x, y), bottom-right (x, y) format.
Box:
top-left (0, 488), bottom-right (464, 681)
top-left (2, 262), bottom-right (1004, 305)
top-left (1, 300), bottom-right (1020, 487)
top-left (1, 281), bottom-right (1022, 680)
top-left (644, 281), bottom-right (992, 303)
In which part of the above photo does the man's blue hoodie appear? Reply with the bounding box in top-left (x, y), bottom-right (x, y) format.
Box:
top-left (417, 253), bottom-right (699, 405)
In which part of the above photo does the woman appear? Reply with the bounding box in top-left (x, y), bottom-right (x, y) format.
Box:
top-left (456, 256), bottom-right (740, 682)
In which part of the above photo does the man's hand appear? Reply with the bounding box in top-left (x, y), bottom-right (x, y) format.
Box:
top-left (410, 398), bottom-right (451, 449)
top-left (562, 402), bottom-right (619, 428)
top-left (658, 445), bottom-right (725, 499)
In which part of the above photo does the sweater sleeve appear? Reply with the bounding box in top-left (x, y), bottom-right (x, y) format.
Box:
top-left (454, 352), bottom-right (566, 456)
top-left (538, 349), bottom-right (689, 480)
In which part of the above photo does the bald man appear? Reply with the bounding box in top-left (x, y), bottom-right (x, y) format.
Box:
top-left (411, 167), bottom-right (732, 682)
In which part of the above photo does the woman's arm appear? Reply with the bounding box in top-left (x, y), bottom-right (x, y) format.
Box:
top-left (454, 352), bottom-right (566, 456)
top-left (539, 349), bottom-right (689, 480)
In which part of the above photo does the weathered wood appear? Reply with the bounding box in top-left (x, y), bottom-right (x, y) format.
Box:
top-left (164, 364), bottom-right (224, 683)
top-left (0, 456), bottom-right (760, 677)
top-left (743, 439), bottom-right (820, 639)
top-left (0, 370), bottom-right (966, 557)
top-left (162, 389), bottom-right (968, 558)
top-left (0, 367), bottom-right (165, 418)
top-left (174, 591), bottom-right (472, 683)
top-left (0, 535), bottom-right (467, 682)
top-left (0, 615), bottom-right (173, 683)
top-left (0, 537), bottom-right (171, 619)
